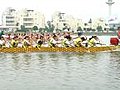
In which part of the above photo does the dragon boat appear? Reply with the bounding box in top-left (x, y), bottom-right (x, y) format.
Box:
top-left (0, 45), bottom-right (119, 53)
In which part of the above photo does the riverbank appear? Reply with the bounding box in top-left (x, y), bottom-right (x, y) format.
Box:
top-left (81, 31), bottom-right (117, 36)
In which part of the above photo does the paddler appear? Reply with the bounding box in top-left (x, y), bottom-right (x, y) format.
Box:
top-left (10, 36), bottom-right (19, 47)
top-left (0, 36), bottom-right (6, 48)
top-left (74, 32), bottom-right (87, 47)
top-left (48, 34), bottom-right (58, 47)
top-left (36, 35), bottom-right (44, 48)
top-left (62, 34), bottom-right (73, 47)
top-left (22, 36), bottom-right (31, 48)
top-left (88, 35), bottom-right (99, 47)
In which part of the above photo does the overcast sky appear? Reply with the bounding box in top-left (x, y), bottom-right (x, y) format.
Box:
top-left (0, 0), bottom-right (120, 24)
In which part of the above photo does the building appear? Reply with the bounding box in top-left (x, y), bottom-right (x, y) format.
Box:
top-left (108, 20), bottom-right (120, 31)
top-left (52, 11), bottom-right (84, 32)
top-left (65, 15), bottom-right (84, 32)
top-left (52, 11), bottom-right (66, 31)
top-left (1, 7), bottom-right (45, 32)
top-left (92, 18), bottom-right (106, 30)
top-left (17, 9), bottom-right (45, 31)
top-left (1, 7), bottom-right (18, 32)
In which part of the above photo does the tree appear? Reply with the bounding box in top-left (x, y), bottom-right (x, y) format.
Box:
top-left (20, 25), bottom-right (26, 32)
top-left (33, 26), bottom-right (38, 30)
top-left (0, 31), bottom-right (4, 38)
top-left (77, 26), bottom-right (82, 31)
top-left (97, 26), bottom-right (103, 32)
top-left (109, 28), bottom-right (115, 32)
top-left (16, 25), bottom-right (26, 33)
top-left (46, 21), bottom-right (55, 32)
top-left (32, 26), bottom-right (38, 32)
top-left (21, 25), bottom-right (25, 30)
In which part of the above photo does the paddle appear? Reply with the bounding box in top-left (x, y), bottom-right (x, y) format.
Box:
top-left (96, 43), bottom-right (106, 46)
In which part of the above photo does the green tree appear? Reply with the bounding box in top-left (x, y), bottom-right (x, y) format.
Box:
top-left (20, 25), bottom-right (26, 32)
top-left (0, 31), bottom-right (4, 37)
top-left (44, 26), bottom-right (49, 32)
top-left (77, 26), bottom-right (82, 31)
top-left (21, 25), bottom-right (25, 30)
top-left (97, 26), bottom-right (103, 32)
top-left (109, 28), bottom-right (115, 31)
top-left (46, 21), bottom-right (55, 32)
top-left (33, 26), bottom-right (38, 30)
top-left (32, 26), bottom-right (38, 32)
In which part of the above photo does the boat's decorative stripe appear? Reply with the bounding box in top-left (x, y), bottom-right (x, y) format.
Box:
top-left (0, 46), bottom-right (118, 53)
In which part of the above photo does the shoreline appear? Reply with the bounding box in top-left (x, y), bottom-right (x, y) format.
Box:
top-left (81, 31), bottom-right (117, 36)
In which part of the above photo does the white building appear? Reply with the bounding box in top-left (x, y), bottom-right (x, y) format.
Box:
top-left (1, 8), bottom-right (45, 32)
top-left (65, 15), bottom-right (84, 32)
top-left (2, 7), bottom-right (17, 26)
top-left (17, 9), bottom-right (45, 30)
top-left (52, 11), bottom-right (66, 30)
top-left (1, 7), bottom-right (18, 32)
top-left (52, 11), bottom-right (84, 32)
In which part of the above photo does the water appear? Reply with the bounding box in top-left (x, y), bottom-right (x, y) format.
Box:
top-left (0, 52), bottom-right (120, 90)
top-left (0, 36), bottom-right (120, 90)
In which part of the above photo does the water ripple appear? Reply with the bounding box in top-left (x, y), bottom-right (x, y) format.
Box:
top-left (0, 51), bottom-right (120, 90)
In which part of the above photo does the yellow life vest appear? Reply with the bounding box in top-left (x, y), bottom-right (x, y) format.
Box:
top-left (88, 38), bottom-right (96, 47)
top-left (0, 44), bottom-right (6, 48)
top-left (11, 39), bottom-right (18, 47)
top-left (22, 39), bottom-right (31, 48)
top-left (49, 38), bottom-right (56, 47)
top-left (62, 38), bottom-right (70, 47)
top-left (74, 37), bottom-right (82, 47)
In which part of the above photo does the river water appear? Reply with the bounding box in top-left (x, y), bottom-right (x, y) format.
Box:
top-left (0, 36), bottom-right (120, 90)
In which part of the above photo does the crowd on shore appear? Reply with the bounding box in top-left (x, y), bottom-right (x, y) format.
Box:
top-left (0, 31), bottom-right (103, 48)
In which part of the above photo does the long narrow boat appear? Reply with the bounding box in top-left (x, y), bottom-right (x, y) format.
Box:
top-left (0, 45), bottom-right (119, 53)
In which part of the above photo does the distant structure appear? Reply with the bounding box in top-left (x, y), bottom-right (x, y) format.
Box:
top-left (106, 0), bottom-right (115, 17)
top-left (1, 7), bottom-right (45, 32)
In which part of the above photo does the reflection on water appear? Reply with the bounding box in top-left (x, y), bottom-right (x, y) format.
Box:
top-left (0, 51), bottom-right (120, 90)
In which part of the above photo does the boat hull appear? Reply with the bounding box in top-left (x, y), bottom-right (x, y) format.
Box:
top-left (0, 46), bottom-right (119, 53)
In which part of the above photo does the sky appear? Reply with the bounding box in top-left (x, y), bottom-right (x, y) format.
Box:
top-left (0, 0), bottom-right (120, 24)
